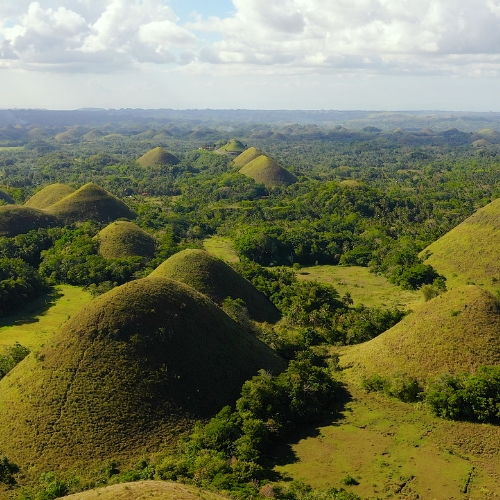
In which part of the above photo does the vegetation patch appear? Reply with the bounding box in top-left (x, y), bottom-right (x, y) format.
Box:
top-left (45, 182), bottom-right (137, 224)
top-left (24, 183), bottom-right (76, 209)
top-left (202, 235), bottom-right (239, 263)
top-left (150, 249), bottom-right (281, 323)
top-left (0, 189), bottom-right (15, 204)
top-left (97, 221), bottom-right (157, 259)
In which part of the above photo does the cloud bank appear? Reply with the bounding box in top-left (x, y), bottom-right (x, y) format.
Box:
top-left (1, 0), bottom-right (500, 76)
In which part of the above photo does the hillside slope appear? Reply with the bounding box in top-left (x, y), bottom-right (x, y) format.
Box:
top-left (239, 155), bottom-right (297, 188)
top-left (150, 249), bottom-right (281, 323)
top-left (0, 277), bottom-right (285, 473)
top-left (97, 221), bottom-right (156, 258)
top-left (25, 183), bottom-right (76, 209)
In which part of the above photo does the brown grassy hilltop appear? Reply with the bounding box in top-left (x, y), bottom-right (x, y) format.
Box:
top-left (97, 221), bottom-right (156, 259)
top-left (0, 205), bottom-right (59, 237)
top-left (239, 155), bottom-right (297, 188)
top-left (137, 147), bottom-right (180, 167)
top-left (421, 197), bottom-right (500, 291)
top-left (150, 249), bottom-right (281, 323)
top-left (0, 277), bottom-right (285, 474)
top-left (44, 182), bottom-right (137, 224)
top-left (340, 286), bottom-right (500, 384)
top-left (24, 183), bottom-right (76, 209)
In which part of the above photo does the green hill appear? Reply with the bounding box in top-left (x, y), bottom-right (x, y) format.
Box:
top-left (232, 147), bottom-right (264, 168)
top-left (218, 139), bottom-right (246, 153)
top-left (340, 286), bottom-right (500, 384)
top-left (239, 155), bottom-right (297, 188)
top-left (82, 129), bottom-right (105, 141)
top-left (0, 189), bottom-right (14, 204)
top-left (0, 277), bottom-right (285, 474)
top-left (24, 183), bottom-right (76, 209)
top-left (137, 147), bottom-right (180, 167)
top-left (474, 128), bottom-right (500, 143)
top-left (0, 205), bottom-right (59, 237)
top-left (45, 183), bottom-right (137, 224)
top-left (97, 221), bottom-right (156, 258)
top-left (421, 197), bottom-right (500, 291)
top-left (149, 249), bottom-right (281, 323)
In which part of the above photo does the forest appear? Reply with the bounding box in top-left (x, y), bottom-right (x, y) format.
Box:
top-left (1, 112), bottom-right (500, 499)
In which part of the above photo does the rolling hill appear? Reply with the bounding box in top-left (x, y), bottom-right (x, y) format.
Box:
top-left (0, 205), bottom-right (59, 237)
top-left (421, 197), bottom-right (500, 291)
top-left (149, 249), bottom-right (281, 323)
top-left (239, 155), bottom-right (297, 188)
top-left (340, 286), bottom-right (500, 384)
top-left (218, 139), bottom-right (246, 155)
top-left (97, 221), bottom-right (156, 259)
top-left (44, 182), bottom-right (137, 224)
top-left (24, 183), bottom-right (76, 209)
top-left (232, 146), bottom-right (264, 168)
top-left (137, 147), bottom-right (180, 167)
top-left (0, 276), bottom-right (285, 474)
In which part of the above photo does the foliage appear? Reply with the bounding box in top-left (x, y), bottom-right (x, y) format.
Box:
top-left (426, 366), bottom-right (500, 423)
top-left (361, 374), bottom-right (422, 403)
top-left (0, 456), bottom-right (19, 485)
top-left (0, 343), bottom-right (31, 379)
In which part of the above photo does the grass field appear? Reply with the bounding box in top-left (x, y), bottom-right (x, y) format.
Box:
top-left (0, 285), bottom-right (92, 352)
top-left (203, 236), bottom-right (240, 262)
top-left (296, 265), bottom-right (421, 310)
top-left (0, 146), bottom-right (23, 151)
top-left (275, 383), bottom-right (500, 499)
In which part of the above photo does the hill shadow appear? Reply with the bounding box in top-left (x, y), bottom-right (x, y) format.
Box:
top-left (264, 383), bottom-right (352, 480)
top-left (0, 287), bottom-right (62, 327)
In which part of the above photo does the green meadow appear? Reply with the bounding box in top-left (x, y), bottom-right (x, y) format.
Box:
top-left (203, 235), bottom-right (240, 262)
top-left (0, 285), bottom-right (92, 352)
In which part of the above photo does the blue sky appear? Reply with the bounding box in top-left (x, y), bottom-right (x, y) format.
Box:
top-left (0, 0), bottom-right (499, 111)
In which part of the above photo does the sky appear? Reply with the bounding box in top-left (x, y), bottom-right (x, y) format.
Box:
top-left (0, 0), bottom-right (500, 111)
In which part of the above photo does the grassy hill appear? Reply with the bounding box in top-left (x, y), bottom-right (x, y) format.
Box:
top-left (64, 481), bottom-right (228, 500)
top-left (45, 182), bottom-right (137, 224)
top-left (421, 197), bottom-right (500, 291)
top-left (0, 205), bottom-right (59, 237)
top-left (239, 155), bottom-right (297, 188)
top-left (24, 183), bottom-right (76, 209)
top-left (0, 276), bottom-right (285, 474)
top-left (97, 221), bottom-right (156, 259)
top-left (218, 139), bottom-right (246, 153)
top-left (340, 286), bottom-right (500, 384)
top-left (150, 249), bottom-right (281, 323)
top-left (473, 128), bottom-right (500, 143)
top-left (137, 147), bottom-right (180, 167)
top-left (232, 147), bottom-right (264, 168)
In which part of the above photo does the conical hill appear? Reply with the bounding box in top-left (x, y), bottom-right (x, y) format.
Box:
top-left (45, 183), bottom-right (137, 224)
top-left (137, 147), bottom-right (180, 167)
top-left (0, 277), bottom-right (285, 473)
top-left (341, 286), bottom-right (500, 384)
top-left (0, 205), bottom-right (59, 237)
top-left (149, 249), bottom-right (281, 323)
top-left (233, 147), bottom-right (264, 167)
top-left (421, 197), bottom-right (500, 291)
top-left (25, 183), bottom-right (76, 209)
top-left (97, 221), bottom-right (156, 258)
top-left (239, 155), bottom-right (297, 188)
top-left (218, 139), bottom-right (246, 153)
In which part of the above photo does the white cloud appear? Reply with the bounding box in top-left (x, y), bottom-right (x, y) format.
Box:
top-left (0, 0), bottom-right (500, 76)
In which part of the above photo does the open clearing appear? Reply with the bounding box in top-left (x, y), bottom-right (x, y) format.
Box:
top-left (296, 265), bottom-right (421, 310)
top-left (0, 285), bottom-right (92, 352)
top-left (203, 235), bottom-right (240, 262)
top-left (275, 383), bottom-right (500, 499)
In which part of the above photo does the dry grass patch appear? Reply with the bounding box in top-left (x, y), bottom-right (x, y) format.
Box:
top-left (296, 265), bottom-right (421, 310)
top-left (340, 286), bottom-right (500, 384)
top-left (137, 147), bottom-right (180, 167)
top-left (422, 197), bottom-right (500, 292)
top-left (275, 383), bottom-right (500, 499)
top-left (64, 481), bottom-right (229, 500)
top-left (97, 221), bottom-right (156, 259)
top-left (25, 183), bottom-right (76, 209)
top-left (203, 236), bottom-right (239, 263)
